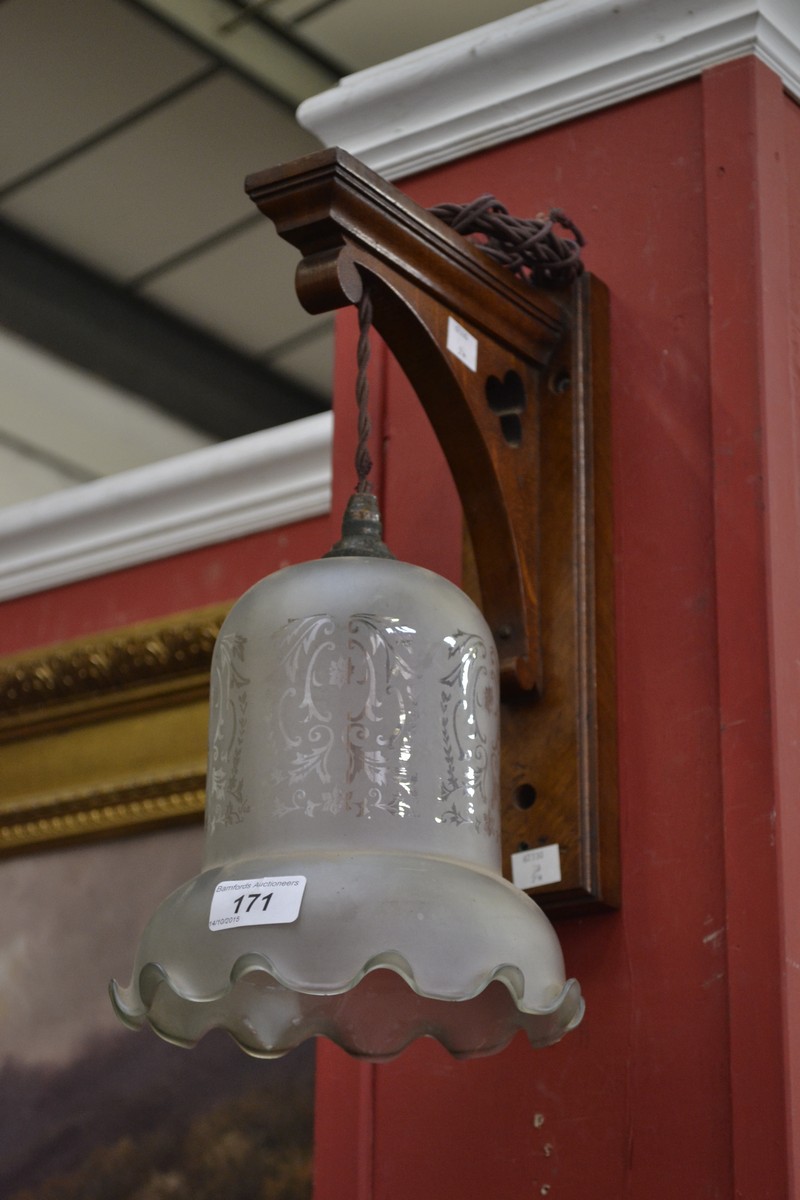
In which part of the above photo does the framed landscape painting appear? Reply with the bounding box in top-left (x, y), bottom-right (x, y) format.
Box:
top-left (0, 611), bottom-right (315, 1200)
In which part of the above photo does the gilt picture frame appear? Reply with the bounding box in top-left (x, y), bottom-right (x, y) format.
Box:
top-left (0, 604), bottom-right (229, 856)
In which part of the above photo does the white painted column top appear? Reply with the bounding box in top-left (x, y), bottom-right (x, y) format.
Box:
top-left (298, 0), bottom-right (800, 179)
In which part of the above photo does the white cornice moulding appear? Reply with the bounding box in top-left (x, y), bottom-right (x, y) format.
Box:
top-left (298, 0), bottom-right (800, 179)
top-left (0, 411), bottom-right (332, 602)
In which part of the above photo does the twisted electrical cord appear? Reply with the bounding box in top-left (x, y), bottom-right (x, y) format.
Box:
top-left (354, 287), bottom-right (374, 494)
top-left (430, 195), bottom-right (585, 289)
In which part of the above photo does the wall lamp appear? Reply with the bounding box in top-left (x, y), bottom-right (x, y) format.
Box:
top-left (111, 148), bottom-right (618, 1061)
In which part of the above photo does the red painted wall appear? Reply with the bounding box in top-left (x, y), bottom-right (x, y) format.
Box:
top-left (315, 60), bottom-right (799, 1200)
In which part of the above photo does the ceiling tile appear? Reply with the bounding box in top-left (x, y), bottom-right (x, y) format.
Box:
top-left (0, 0), bottom-right (547, 514)
top-left (268, 326), bottom-right (334, 398)
top-left (135, 0), bottom-right (342, 105)
top-left (0, 328), bottom-right (212, 479)
top-left (141, 219), bottom-right (323, 356)
top-left (0, 72), bottom-right (320, 279)
top-left (0, 0), bottom-right (210, 190)
top-left (290, 0), bottom-right (539, 71)
top-left (0, 445), bottom-right (77, 507)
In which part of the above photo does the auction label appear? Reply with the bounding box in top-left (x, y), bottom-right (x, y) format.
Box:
top-left (209, 876), bottom-right (306, 930)
top-left (446, 316), bottom-right (478, 372)
top-left (511, 844), bottom-right (562, 891)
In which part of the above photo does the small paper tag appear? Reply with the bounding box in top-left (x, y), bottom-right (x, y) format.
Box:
top-left (209, 876), bottom-right (307, 931)
top-left (446, 316), bottom-right (478, 372)
top-left (511, 844), bottom-right (562, 890)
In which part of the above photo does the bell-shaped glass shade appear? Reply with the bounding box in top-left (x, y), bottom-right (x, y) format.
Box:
top-left (111, 550), bottom-right (582, 1061)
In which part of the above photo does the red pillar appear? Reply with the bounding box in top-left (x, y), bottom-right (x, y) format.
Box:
top-left (314, 60), bottom-right (800, 1200)
top-left (702, 59), bottom-right (800, 1198)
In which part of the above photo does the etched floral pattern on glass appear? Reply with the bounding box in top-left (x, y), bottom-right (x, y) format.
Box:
top-left (269, 613), bottom-right (419, 820)
top-left (437, 631), bottom-right (499, 837)
top-left (265, 613), bottom-right (499, 835)
top-left (207, 632), bottom-right (250, 831)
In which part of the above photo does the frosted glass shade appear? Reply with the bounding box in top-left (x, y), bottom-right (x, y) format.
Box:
top-left (111, 549), bottom-right (583, 1060)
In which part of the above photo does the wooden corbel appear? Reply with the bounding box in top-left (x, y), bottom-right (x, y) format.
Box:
top-left (246, 147), bottom-right (618, 915)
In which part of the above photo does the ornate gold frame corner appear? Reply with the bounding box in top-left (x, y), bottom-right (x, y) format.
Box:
top-left (0, 605), bottom-right (229, 856)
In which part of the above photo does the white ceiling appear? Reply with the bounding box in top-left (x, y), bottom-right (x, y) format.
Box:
top-left (0, 0), bottom-right (539, 504)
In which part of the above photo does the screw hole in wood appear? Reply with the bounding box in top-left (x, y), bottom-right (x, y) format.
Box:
top-left (514, 784), bottom-right (538, 810)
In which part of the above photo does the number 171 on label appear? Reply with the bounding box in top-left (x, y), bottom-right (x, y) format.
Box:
top-left (208, 875), bottom-right (307, 930)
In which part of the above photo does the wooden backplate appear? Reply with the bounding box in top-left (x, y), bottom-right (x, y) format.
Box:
top-left (497, 276), bottom-right (619, 915)
top-left (247, 148), bottom-right (619, 916)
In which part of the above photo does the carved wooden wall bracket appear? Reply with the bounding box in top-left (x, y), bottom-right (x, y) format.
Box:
top-left (247, 148), bottom-right (619, 915)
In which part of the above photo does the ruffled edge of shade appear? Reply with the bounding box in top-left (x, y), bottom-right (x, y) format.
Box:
top-left (111, 851), bottom-right (583, 1061)
top-left (111, 956), bottom-right (583, 1062)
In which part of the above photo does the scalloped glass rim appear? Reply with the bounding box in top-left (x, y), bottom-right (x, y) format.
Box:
top-left (111, 850), bottom-right (583, 1060)
top-left (111, 957), bottom-right (584, 1063)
